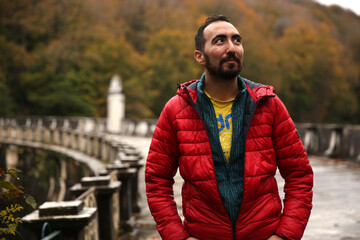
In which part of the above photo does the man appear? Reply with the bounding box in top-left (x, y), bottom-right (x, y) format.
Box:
top-left (145, 14), bottom-right (313, 240)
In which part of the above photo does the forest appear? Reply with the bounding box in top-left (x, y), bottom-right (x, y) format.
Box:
top-left (0, 0), bottom-right (359, 123)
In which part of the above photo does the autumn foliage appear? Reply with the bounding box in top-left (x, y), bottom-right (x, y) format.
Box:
top-left (0, 0), bottom-right (359, 123)
top-left (0, 168), bottom-right (36, 238)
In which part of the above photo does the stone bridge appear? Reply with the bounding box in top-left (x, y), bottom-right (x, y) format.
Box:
top-left (0, 116), bottom-right (359, 239)
top-left (296, 123), bottom-right (360, 161)
top-left (0, 116), bottom-right (156, 240)
top-left (0, 116), bottom-right (156, 174)
top-left (0, 77), bottom-right (359, 240)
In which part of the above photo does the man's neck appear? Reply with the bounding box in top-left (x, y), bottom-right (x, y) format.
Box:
top-left (203, 73), bottom-right (240, 101)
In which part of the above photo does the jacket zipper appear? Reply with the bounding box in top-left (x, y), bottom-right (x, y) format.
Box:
top-left (232, 94), bottom-right (275, 240)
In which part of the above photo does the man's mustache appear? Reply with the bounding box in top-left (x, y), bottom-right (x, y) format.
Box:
top-left (220, 53), bottom-right (240, 65)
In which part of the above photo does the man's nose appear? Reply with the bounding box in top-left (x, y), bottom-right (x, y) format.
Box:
top-left (226, 41), bottom-right (236, 53)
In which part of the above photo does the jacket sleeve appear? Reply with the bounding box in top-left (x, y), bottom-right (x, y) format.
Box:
top-left (145, 98), bottom-right (190, 240)
top-left (271, 96), bottom-right (313, 240)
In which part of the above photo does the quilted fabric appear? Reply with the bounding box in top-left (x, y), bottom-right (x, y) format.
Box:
top-left (145, 78), bottom-right (313, 240)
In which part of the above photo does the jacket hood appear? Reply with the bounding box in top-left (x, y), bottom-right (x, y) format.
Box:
top-left (177, 79), bottom-right (198, 103)
top-left (244, 79), bottom-right (275, 101)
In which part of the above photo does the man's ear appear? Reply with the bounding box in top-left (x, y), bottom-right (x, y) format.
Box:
top-left (194, 50), bottom-right (206, 66)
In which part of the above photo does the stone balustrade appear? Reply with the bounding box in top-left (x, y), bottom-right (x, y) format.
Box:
top-left (3, 117), bottom-right (360, 239)
top-left (20, 154), bottom-right (142, 240)
top-left (0, 117), bottom-right (141, 169)
top-left (296, 123), bottom-right (360, 162)
top-left (22, 198), bottom-right (98, 240)
top-left (0, 117), bottom-right (145, 239)
top-left (1, 117), bottom-right (359, 165)
top-left (69, 172), bottom-right (121, 240)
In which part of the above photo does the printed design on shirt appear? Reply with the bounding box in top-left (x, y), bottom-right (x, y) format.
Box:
top-left (217, 113), bottom-right (232, 156)
top-left (217, 114), bottom-right (232, 132)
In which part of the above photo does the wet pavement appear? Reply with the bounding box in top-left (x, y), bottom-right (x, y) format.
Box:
top-left (113, 135), bottom-right (360, 240)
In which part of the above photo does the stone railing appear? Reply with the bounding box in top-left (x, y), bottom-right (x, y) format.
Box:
top-left (0, 117), bottom-right (144, 240)
top-left (22, 187), bottom-right (99, 240)
top-left (125, 119), bottom-right (360, 162)
top-left (121, 119), bottom-right (157, 137)
top-left (1, 117), bottom-right (359, 164)
top-left (2, 117), bottom-right (359, 239)
top-left (127, 120), bottom-right (360, 162)
top-left (0, 117), bottom-right (145, 173)
top-left (126, 119), bottom-right (360, 162)
top-left (296, 123), bottom-right (360, 162)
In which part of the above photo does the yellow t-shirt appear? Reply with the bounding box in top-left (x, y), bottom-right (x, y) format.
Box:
top-left (205, 90), bottom-right (234, 163)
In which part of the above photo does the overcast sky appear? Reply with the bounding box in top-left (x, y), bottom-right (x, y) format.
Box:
top-left (315, 0), bottom-right (360, 15)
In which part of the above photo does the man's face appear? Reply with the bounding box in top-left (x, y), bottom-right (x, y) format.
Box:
top-left (201, 21), bottom-right (244, 80)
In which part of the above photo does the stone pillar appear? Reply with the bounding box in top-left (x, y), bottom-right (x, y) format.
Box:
top-left (105, 162), bottom-right (137, 231)
top-left (35, 119), bottom-right (43, 142)
top-left (100, 138), bottom-right (110, 162)
top-left (117, 151), bottom-right (143, 214)
top-left (107, 75), bottom-right (125, 134)
top-left (324, 126), bottom-right (343, 157)
top-left (22, 200), bottom-right (98, 240)
top-left (303, 125), bottom-right (319, 155)
top-left (70, 174), bottom-right (121, 240)
top-left (0, 118), bottom-right (4, 140)
top-left (5, 145), bottom-right (18, 182)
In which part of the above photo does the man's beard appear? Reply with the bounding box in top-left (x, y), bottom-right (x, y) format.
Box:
top-left (204, 52), bottom-right (242, 80)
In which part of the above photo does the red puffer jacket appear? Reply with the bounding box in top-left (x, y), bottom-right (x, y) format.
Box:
top-left (145, 79), bottom-right (313, 240)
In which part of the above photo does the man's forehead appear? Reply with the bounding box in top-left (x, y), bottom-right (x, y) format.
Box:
top-left (204, 21), bottom-right (240, 39)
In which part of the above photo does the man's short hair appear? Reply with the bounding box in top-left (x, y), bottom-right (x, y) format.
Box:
top-left (195, 14), bottom-right (231, 52)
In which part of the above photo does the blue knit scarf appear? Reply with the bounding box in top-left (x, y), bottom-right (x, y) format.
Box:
top-left (196, 74), bottom-right (247, 226)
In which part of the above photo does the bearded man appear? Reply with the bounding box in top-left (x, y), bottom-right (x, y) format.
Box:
top-left (145, 14), bottom-right (313, 240)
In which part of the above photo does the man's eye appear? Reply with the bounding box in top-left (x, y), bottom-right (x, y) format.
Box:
top-left (234, 38), bottom-right (242, 43)
top-left (215, 39), bottom-right (224, 44)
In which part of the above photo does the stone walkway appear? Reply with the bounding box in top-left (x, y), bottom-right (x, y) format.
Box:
top-left (115, 135), bottom-right (360, 240)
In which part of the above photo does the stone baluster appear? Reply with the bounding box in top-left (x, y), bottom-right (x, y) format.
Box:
top-left (9, 119), bottom-right (17, 140)
top-left (347, 126), bottom-right (360, 162)
top-left (92, 134), bottom-right (101, 159)
top-left (48, 118), bottom-right (58, 144)
top-left (300, 124), bottom-right (320, 155)
top-left (3, 119), bottom-right (9, 139)
top-left (43, 119), bottom-right (52, 144)
top-left (70, 120), bottom-right (83, 151)
top-left (100, 138), bottom-right (110, 162)
top-left (62, 129), bottom-right (71, 148)
top-left (134, 121), bottom-right (149, 137)
top-left (95, 118), bottom-right (106, 134)
top-left (75, 186), bottom-right (97, 208)
top-left (22, 200), bottom-right (98, 240)
top-left (24, 118), bottom-right (33, 142)
top-left (121, 120), bottom-right (136, 136)
top-left (70, 173), bottom-right (121, 240)
top-left (60, 121), bottom-right (70, 148)
top-left (4, 119), bottom-right (10, 139)
top-left (74, 186), bottom-right (99, 239)
top-left (16, 123), bottom-right (24, 142)
top-left (35, 119), bottom-right (44, 143)
top-left (323, 125), bottom-right (343, 157)
top-left (0, 118), bottom-right (4, 140)
top-left (20, 120), bottom-right (28, 142)
top-left (69, 130), bottom-right (78, 150)
top-left (78, 133), bottom-right (87, 153)
top-left (85, 134), bottom-right (94, 156)
top-left (109, 142), bottom-right (120, 163)
top-left (149, 120), bottom-right (157, 136)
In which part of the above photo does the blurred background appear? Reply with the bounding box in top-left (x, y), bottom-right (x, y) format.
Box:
top-left (0, 0), bottom-right (359, 124)
top-left (1, 1), bottom-right (360, 239)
